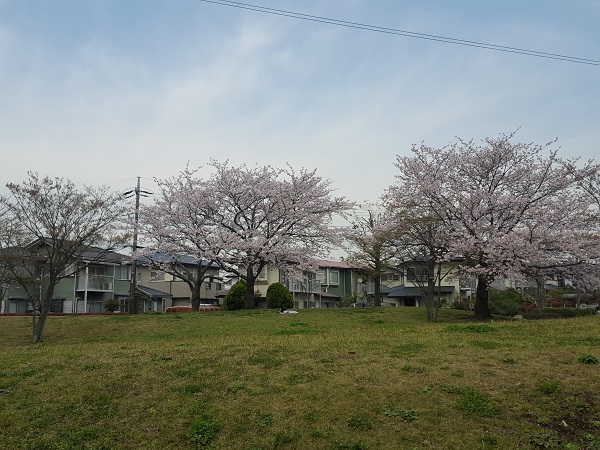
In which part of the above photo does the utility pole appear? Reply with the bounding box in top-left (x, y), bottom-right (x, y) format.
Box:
top-left (124, 177), bottom-right (151, 314)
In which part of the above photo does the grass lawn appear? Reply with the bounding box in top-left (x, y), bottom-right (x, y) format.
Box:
top-left (1, 307), bottom-right (599, 450)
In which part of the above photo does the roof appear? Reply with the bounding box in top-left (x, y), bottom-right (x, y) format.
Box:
top-left (382, 285), bottom-right (455, 298)
top-left (136, 252), bottom-right (219, 268)
top-left (137, 285), bottom-right (173, 299)
top-left (79, 247), bottom-right (127, 264)
top-left (318, 291), bottom-right (340, 299)
top-left (314, 259), bottom-right (365, 270)
top-left (17, 238), bottom-right (127, 264)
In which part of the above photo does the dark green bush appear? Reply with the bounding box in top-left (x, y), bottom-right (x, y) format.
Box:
top-left (222, 280), bottom-right (246, 311)
top-left (103, 298), bottom-right (120, 312)
top-left (489, 289), bottom-right (523, 316)
top-left (266, 282), bottom-right (293, 309)
top-left (523, 307), bottom-right (595, 320)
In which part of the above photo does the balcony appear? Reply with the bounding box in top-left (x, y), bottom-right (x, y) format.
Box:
top-left (285, 279), bottom-right (322, 294)
top-left (77, 275), bottom-right (114, 291)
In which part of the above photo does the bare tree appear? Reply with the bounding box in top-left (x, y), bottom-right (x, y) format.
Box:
top-left (386, 201), bottom-right (454, 320)
top-left (0, 172), bottom-right (127, 343)
top-left (345, 206), bottom-right (398, 306)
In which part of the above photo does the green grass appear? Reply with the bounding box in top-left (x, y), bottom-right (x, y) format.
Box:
top-left (1, 308), bottom-right (599, 449)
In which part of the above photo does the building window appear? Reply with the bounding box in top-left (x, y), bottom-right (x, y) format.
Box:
top-left (328, 269), bottom-right (339, 285)
top-left (316, 270), bottom-right (325, 283)
top-left (258, 266), bottom-right (268, 280)
top-left (116, 265), bottom-right (130, 280)
top-left (150, 271), bottom-right (165, 281)
top-left (406, 266), bottom-right (428, 282)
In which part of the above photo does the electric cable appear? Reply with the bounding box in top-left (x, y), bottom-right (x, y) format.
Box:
top-left (198, 0), bottom-right (600, 66)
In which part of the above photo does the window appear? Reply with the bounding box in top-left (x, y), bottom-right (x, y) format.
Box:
top-left (406, 266), bottom-right (428, 282)
top-left (150, 271), bottom-right (165, 281)
top-left (88, 265), bottom-right (113, 277)
top-left (116, 265), bottom-right (130, 280)
top-left (328, 269), bottom-right (339, 285)
top-left (258, 266), bottom-right (268, 280)
top-left (316, 270), bottom-right (325, 283)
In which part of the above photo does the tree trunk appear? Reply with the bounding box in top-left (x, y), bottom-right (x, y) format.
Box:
top-left (474, 275), bottom-right (491, 320)
top-left (245, 267), bottom-right (256, 309)
top-left (32, 298), bottom-right (50, 344)
top-left (191, 278), bottom-right (201, 311)
top-left (31, 279), bottom-right (56, 344)
top-left (190, 262), bottom-right (204, 311)
top-left (373, 275), bottom-right (381, 307)
top-left (425, 279), bottom-right (435, 321)
top-left (424, 258), bottom-right (436, 321)
top-left (536, 276), bottom-right (546, 312)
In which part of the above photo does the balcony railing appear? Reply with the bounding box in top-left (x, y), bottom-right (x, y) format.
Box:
top-left (285, 279), bottom-right (322, 294)
top-left (77, 275), bottom-right (114, 291)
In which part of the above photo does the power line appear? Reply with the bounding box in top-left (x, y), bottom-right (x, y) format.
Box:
top-left (198, 0), bottom-right (600, 67)
top-left (100, 177), bottom-right (138, 187)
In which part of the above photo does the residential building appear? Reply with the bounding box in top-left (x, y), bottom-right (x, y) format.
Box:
top-left (135, 254), bottom-right (222, 310)
top-left (1, 247), bottom-right (131, 314)
top-left (381, 260), bottom-right (467, 307)
top-left (249, 260), bottom-right (373, 309)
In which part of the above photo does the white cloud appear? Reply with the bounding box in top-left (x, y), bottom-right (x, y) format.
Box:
top-left (1, 0), bottom-right (599, 206)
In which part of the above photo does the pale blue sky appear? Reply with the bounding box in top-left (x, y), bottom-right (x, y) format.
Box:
top-left (1, 0), bottom-right (599, 204)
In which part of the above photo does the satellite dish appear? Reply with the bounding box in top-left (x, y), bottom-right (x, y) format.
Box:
top-left (357, 278), bottom-right (363, 283)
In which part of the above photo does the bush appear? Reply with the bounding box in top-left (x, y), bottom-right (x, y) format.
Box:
top-left (489, 289), bottom-right (523, 317)
top-left (520, 304), bottom-right (537, 314)
top-left (222, 280), bottom-right (246, 311)
top-left (339, 294), bottom-right (357, 308)
top-left (103, 298), bottom-right (120, 312)
top-left (266, 282), bottom-right (293, 309)
top-left (523, 307), bottom-right (595, 320)
top-left (452, 300), bottom-right (471, 310)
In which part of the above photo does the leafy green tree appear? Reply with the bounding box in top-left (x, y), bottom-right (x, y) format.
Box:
top-left (222, 280), bottom-right (246, 311)
top-left (266, 282), bottom-right (293, 309)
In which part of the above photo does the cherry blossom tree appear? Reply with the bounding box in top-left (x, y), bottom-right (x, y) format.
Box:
top-left (391, 132), bottom-right (598, 319)
top-left (0, 173), bottom-right (127, 343)
top-left (137, 167), bottom-right (219, 311)
top-left (141, 161), bottom-right (352, 309)
top-left (515, 191), bottom-right (600, 306)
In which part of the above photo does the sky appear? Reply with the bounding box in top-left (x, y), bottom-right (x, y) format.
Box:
top-left (1, 0), bottom-right (599, 207)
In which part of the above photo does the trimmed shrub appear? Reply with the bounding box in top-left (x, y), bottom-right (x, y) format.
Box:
top-left (266, 282), bottom-right (293, 309)
top-left (222, 280), bottom-right (246, 311)
top-left (103, 298), bottom-right (120, 312)
top-left (489, 289), bottom-right (523, 317)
